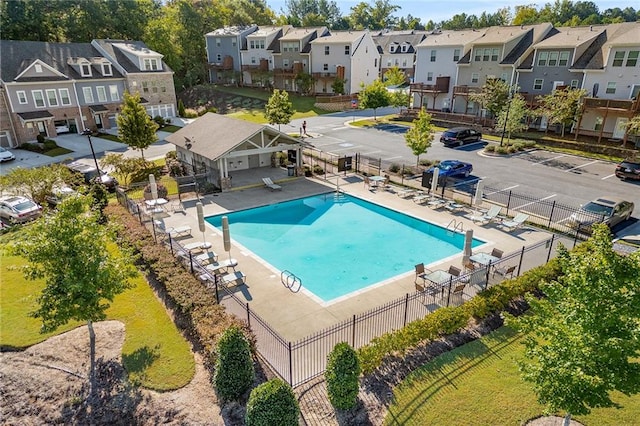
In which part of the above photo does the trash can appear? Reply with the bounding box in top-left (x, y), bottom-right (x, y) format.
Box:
top-left (287, 165), bottom-right (295, 176)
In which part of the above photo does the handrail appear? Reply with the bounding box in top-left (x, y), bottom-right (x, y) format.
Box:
top-left (446, 219), bottom-right (464, 233)
top-left (280, 270), bottom-right (302, 293)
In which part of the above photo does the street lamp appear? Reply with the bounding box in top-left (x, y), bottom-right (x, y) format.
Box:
top-left (82, 128), bottom-right (101, 173)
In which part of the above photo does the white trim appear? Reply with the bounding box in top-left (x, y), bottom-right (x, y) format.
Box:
top-left (109, 85), bottom-right (119, 101)
top-left (15, 59), bottom-right (68, 80)
top-left (16, 90), bottom-right (27, 104)
top-left (59, 88), bottom-right (72, 106)
top-left (83, 87), bottom-right (94, 103)
top-left (32, 90), bottom-right (45, 108)
top-left (45, 88), bottom-right (59, 107)
top-left (96, 86), bottom-right (107, 102)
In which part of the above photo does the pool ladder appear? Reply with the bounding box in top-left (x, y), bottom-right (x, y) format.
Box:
top-left (281, 270), bottom-right (302, 293)
top-left (446, 219), bottom-right (464, 233)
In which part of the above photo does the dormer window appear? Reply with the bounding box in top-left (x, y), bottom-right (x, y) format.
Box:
top-left (102, 63), bottom-right (112, 76)
top-left (80, 63), bottom-right (92, 77)
top-left (35, 64), bottom-right (43, 73)
top-left (390, 45), bottom-right (395, 53)
top-left (401, 44), bottom-right (408, 53)
top-left (143, 58), bottom-right (159, 71)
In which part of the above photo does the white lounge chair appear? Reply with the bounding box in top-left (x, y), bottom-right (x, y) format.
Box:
top-left (155, 221), bottom-right (192, 239)
top-left (501, 213), bottom-right (529, 232)
top-left (205, 258), bottom-right (238, 274)
top-left (427, 197), bottom-right (447, 209)
top-left (397, 188), bottom-right (416, 198)
top-left (262, 177), bottom-right (282, 191)
top-left (468, 205), bottom-right (501, 224)
top-left (220, 270), bottom-right (246, 286)
top-left (412, 192), bottom-right (430, 204)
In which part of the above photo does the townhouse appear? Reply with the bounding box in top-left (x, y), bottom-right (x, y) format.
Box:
top-left (309, 31), bottom-right (378, 95)
top-left (205, 25), bottom-right (258, 85)
top-left (241, 25), bottom-right (292, 87)
top-left (373, 30), bottom-right (426, 84)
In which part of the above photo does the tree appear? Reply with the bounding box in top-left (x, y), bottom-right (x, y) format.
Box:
top-left (285, 0), bottom-right (343, 29)
top-left (0, 164), bottom-right (75, 205)
top-left (325, 342), bottom-right (361, 410)
top-left (331, 77), bottom-right (346, 95)
top-left (536, 87), bottom-right (586, 137)
top-left (383, 66), bottom-right (406, 86)
top-left (496, 93), bottom-right (529, 144)
top-left (348, 0), bottom-right (400, 30)
top-left (389, 90), bottom-right (410, 113)
top-left (213, 327), bottom-right (254, 401)
top-left (245, 378), bottom-right (299, 426)
top-left (116, 91), bottom-right (158, 160)
top-left (469, 78), bottom-right (510, 118)
top-left (358, 80), bottom-right (390, 120)
top-left (7, 196), bottom-right (135, 399)
top-left (100, 153), bottom-right (158, 186)
top-left (405, 108), bottom-right (434, 166)
top-left (264, 89), bottom-right (295, 131)
top-left (294, 72), bottom-right (314, 95)
top-left (507, 224), bottom-right (640, 426)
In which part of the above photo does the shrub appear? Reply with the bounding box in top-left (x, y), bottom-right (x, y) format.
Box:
top-left (143, 183), bottom-right (168, 199)
top-left (167, 158), bottom-right (185, 177)
top-left (36, 134), bottom-right (45, 144)
top-left (43, 139), bottom-right (58, 150)
top-left (183, 108), bottom-right (199, 118)
top-left (21, 142), bottom-right (44, 153)
top-left (507, 146), bottom-right (517, 154)
top-left (484, 145), bottom-right (496, 153)
top-left (313, 165), bottom-right (324, 175)
top-left (165, 151), bottom-right (178, 161)
top-left (419, 158), bottom-right (434, 167)
top-left (326, 342), bottom-right (361, 410)
top-left (153, 115), bottom-right (165, 128)
top-left (213, 327), bottom-right (254, 401)
top-left (178, 99), bottom-right (186, 117)
top-left (245, 379), bottom-right (299, 426)
top-left (495, 146), bottom-right (509, 155)
top-left (388, 163), bottom-right (401, 173)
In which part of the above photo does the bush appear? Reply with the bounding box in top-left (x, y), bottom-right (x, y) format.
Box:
top-left (143, 183), bottom-right (168, 199)
top-left (495, 146), bottom-right (509, 155)
top-left (21, 142), bottom-right (44, 153)
top-left (183, 108), bottom-right (199, 118)
top-left (245, 379), bottom-right (299, 426)
top-left (36, 134), bottom-right (45, 144)
top-left (178, 99), bottom-right (186, 117)
top-left (43, 139), bottom-right (58, 150)
top-left (153, 115), bottom-right (166, 128)
top-left (167, 158), bottom-right (185, 177)
top-left (313, 165), bottom-right (324, 175)
top-left (326, 342), bottom-right (361, 410)
top-left (213, 327), bottom-right (254, 401)
top-left (484, 145), bottom-right (496, 153)
top-left (507, 146), bottom-right (517, 154)
top-left (388, 163), bottom-right (401, 173)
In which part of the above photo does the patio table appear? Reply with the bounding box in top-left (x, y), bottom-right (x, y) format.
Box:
top-left (469, 252), bottom-right (500, 266)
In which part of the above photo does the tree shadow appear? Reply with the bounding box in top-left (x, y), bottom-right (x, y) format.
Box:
top-left (121, 345), bottom-right (161, 375)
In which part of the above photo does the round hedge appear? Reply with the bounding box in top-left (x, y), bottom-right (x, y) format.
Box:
top-left (213, 326), bottom-right (254, 401)
top-left (245, 378), bottom-right (299, 426)
top-left (325, 342), bottom-right (361, 410)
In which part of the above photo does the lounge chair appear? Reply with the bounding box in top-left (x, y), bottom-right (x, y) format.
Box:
top-left (397, 188), bottom-right (416, 198)
top-left (468, 205), bottom-right (501, 224)
top-left (206, 258), bottom-right (238, 274)
top-left (445, 201), bottom-right (466, 213)
top-left (427, 197), bottom-right (447, 209)
top-left (501, 213), bottom-right (529, 232)
top-left (194, 250), bottom-right (219, 264)
top-left (220, 270), bottom-right (246, 286)
top-left (412, 192), bottom-right (430, 204)
top-left (262, 177), bottom-right (282, 191)
top-left (154, 220), bottom-right (192, 239)
top-left (493, 264), bottom-right (516, 279)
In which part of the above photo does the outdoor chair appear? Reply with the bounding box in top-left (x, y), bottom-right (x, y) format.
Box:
top-left (500, 213), bottom-right (529, 232)
top-left (415, 263), bottom-right (427, 284)
top-left (451, 283), bottom-right (466, 300)
top-left (490, 248), bottom-right (504, 259)
top-left (427, 197), bottom-right (447, 209)
top-left (262, 177), bottom-right (282, 191)
top-left (448, 265), bottom-right (469, 283)
top-left (468, 205), bottom-right (501, 224)
top-left (493, 264), bottom-right (517, 279)
top-left (220, 270), bottom-right (246, 286)
top-left (171, 201), bottom-right (185, 213)
top-left (412, 192), bottom-right (430, 204)
top-left (397, 188), bottom-right (415, 198)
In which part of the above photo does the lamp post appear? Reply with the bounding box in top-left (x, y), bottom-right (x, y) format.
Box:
top-left (82, 128), bottom-right (100, 173)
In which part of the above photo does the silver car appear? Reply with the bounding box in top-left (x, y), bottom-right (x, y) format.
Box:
top-left (0, 195), bottom-right (42, 224)
top-left (568, 197), bottom-right (634, 232)
top-left (0, 146), bottom-right (15, 162)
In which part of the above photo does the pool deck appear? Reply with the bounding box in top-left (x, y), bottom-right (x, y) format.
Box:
top-left (159, 171), bottom-right (555, 342)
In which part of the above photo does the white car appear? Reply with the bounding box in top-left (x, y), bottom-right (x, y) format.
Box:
top-left (0, 146), bottom-right (15, 162)
top-left (0, 195), bottom-right (42, 224)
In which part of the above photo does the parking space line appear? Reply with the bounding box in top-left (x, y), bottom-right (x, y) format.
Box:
top-left (330, 146), bottom-right (361, 153)
top-left (531, 154), bottom-right (566, 165)
top-left (384, 155), bottom-right (403, 161)
top-left (565, 159), bottom-right (599, 172)
top-left (601, 174), bottom-right (616, 180)
top-left (517, 194), bottom-right (556, 209)
top-left (485, 184), bottom-right (519, 195)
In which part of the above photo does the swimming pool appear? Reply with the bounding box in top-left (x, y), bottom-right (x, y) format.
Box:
top-left (207, 193), bottom-right (483, 303)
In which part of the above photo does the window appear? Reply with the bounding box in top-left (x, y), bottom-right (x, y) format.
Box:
top-left (570, 79), bottom-right (579, 89)
top-left (250, 40), bottom-right (255, 49)
top-left (401, 45), bottom-right (407, 53)
top-left (82, 87), bottom-right (94, 103)
top-left (537, 51), bottom-right (549, 66)
top-left (259, 40), bottom-right (265, 49)
top-left (389, 45), bottom-right (396, 53)
top-left (394, 58), bottom-right (399, 66)
top-left (216, 54), bottom-right (222, 62)
top-left (232, 38), bottom-right (237, 47)
top-left (35, 64), bottom-right (42, 73)
top-left (161, 85), bottom-right (166, 92)
top-left (482, 48), bottom-right (490, 61)
top-left (59, 88), bottom-right (71, 105)
top-left (430, 50), bottom-right (436, 62)
top-left (548, 51), bottom-right (559, 66)
top-left (612, 51), bottom-right (625, 67)
top-left (102, 63), bottom-right (112, 76)
top-left (32, 90), bottom-right (45, 107)
top-left (491, 48), bottom-right (499, 61)
top-left (324, 46), bottom-right (330, 55)
top-left (96, 86), bottom-right (107, 102)
top-left (151, 81), bottom-right (158, 93)
top-left (17, 90), bottom-right (27, 104)
top-left (474, 49), bottom-right (481, 61)
top-left (109, 85), bottom-right (119, 101)
top-left (283, 59), bottom-right (289, 68)
top-left (80, 63), bottom-right (92, 77)
top-left (402, 59), bottom-right (407, 67)
top-left (533, 78), bottom-right (543, 90)
top-left (626, 51), bottom-right (639, 67)
top-left (386, 59), bottom-right (392, 66)
top-left (46, 89), bottom-right (58, 106)
top-left (251, 56), bottom-right (256, 64)
top-left (427, 72), bottom-right (433, 82)
top-left (323, 63), bottom-right (328, 71)
top-left (594, 116), bottom-right (603, 131)
top-left (453, 49), bottom-right (460, 61)
top-left (216, 38), bottom-right (221, 47)
top-left (471, 73), bottom-right (479, 83)
top-left (143, 58), bottom-right (159, 71)
top-left (605, 81), bottom-right (616, 94)
top-left (559, 51), bottom-right (569, 66)
top-left (344, 45), bottom-right (350, 55)
top-left (142, 81), bottom-right (149, 93)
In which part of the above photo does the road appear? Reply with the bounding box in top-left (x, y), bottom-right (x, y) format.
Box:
top-left (285, 108), bottom-right (640, 235)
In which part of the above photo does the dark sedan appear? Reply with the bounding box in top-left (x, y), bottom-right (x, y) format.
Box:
top-left (440, 127), bottom-right (482, 147)
top-left (615, 159), bottom-right (640, 181)
top-left (428, 160), bottom-right (473, 178)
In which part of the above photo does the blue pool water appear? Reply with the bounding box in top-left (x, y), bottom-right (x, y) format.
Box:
top-left (207, 194), bottom-right (483, 302)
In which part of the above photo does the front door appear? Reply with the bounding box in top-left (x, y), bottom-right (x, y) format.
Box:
top-left (95, 114), bottom-right (103, 129)
top-left (540, 115), bottom-right (548, 130)
top-left (613, 117), bottom-right (628, 140)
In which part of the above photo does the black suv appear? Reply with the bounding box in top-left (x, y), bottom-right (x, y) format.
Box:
top-left (65, 161), bottom-right (118, 191)
top-left (615, 159), bottom-right (640, 181)
top-left (440, 127), bottom-right (482, 147)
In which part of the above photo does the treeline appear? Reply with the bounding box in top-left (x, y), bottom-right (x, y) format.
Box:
top-left (1, 0), bottom-right (638, 89)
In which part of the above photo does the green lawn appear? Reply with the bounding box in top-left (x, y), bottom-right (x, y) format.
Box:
top-left (386, 327), bottom-right (640, 425)
top-left (0, 239), bottom-right (194, 391)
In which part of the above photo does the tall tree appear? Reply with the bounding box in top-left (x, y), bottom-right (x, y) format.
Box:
top-left (496, 93), bottom-right (529, 144)
top-left (264, 89), bottom-right (295, 131)
top-left (331, 77), bottom-right (346, 95)
top-left (389, 90), bottom-right (410, 113)
top-left (116, 91), bottom-right (158, 161)
top-left (285, 0), bottom-right (342, 29)
top-left (8, 196), bottom-right (135, 398)
top-left (348, 0), bottom-right (400, 30)
top-left (405, 108), bottom-right (434, 166)
top-left (383, 66), bottom-right (406, 86)
top-left (507, 224), bottom-right (640, 426)
top-left (536, 87), bottom-right (586, 136)
top-left (469, 78), bottom-right (510, 119)
top-left (358, 80), bottom-right (390, 120)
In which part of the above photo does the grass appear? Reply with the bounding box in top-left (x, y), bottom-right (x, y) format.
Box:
top-left (160, 124), bottom-right (181, 133)
top-left (0, 236), bottom-right (194, 391)
top-left (44, 147), bottom-right (74, 157)
top-left (386, 327), bottom-right (640, 425)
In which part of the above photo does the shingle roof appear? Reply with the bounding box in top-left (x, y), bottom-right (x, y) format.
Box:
top-left (577, 22), bottom-right (639, 70)
top-left (205, 25), bottom-right (257, 36)
top-left (534, 25), bottom-right (603, 49)
top-left (310, 31), bottom-right (366, 44)
top-left (93, 39), bottom-right (173, 74)
top-left (417, 29), bottom-right (486, 47)
top-left (372, 33), bottom-right (426, 54)
top-left (0, 40), bottom-right (123, 82)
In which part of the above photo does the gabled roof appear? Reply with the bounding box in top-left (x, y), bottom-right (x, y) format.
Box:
top-left (472, 23), bottom-right (550, 46)
top-left (0, 40), bottom-right (123, 82)
top-left (576, 22), bottom-right (640, 70)
top-left (373, 33), bottom-right (426, 54)
top-left (93, 39), bottom-right (172, 74)
top-left (417, 29), bottom-right (486, 48)
top-left (205, 25), bottom-right (258, 37)
top-left (165, 113), bottom-right (300, 161)
top-left (534, 25), bottom-right (603, 49)
top-left (279, 27), bottom-right (327, 41)
top-left (310, 31), bottom-right (366, 44)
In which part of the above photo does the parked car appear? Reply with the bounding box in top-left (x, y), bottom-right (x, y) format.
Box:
top-left (440, 127), bottom-right (482, 147)
top-left (615, 159), bottom-right (640, 181)
top-left (612, 234), bottom-right (640, 256)
top-left (65, 161), bottom-right (118, 191)
top-left (0, 146), bottom-right (15, 162)
top-left (428, 160), bottom-right (473, 178)
top-left (0, 195), bottom-right (43, 224)
top-left (568, 197), bottom-right (634, 232)
top-left (45, 185), bottom-right (77, 207)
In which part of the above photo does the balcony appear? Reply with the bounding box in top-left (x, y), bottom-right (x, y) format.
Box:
top-left (312, 72), bottom-right (337, 79)
top-left (453, 85), bottom-right (481, 95)
top-left (582, 97), bottom-right (640, 112)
